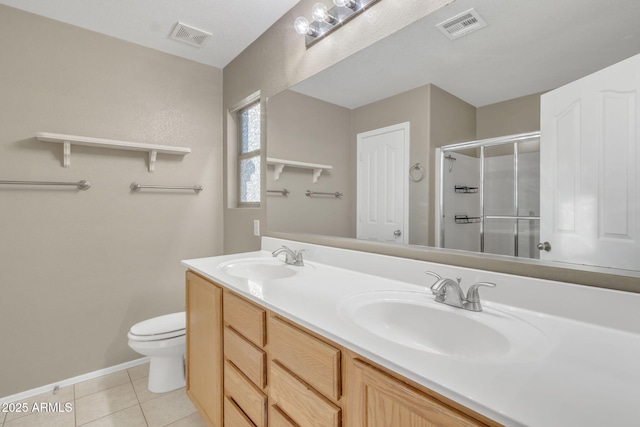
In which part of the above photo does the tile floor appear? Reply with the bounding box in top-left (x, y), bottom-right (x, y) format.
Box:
top-left (1, 363), bottom-right (207, 427)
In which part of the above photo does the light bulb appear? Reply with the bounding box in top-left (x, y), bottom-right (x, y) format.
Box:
top-left (294, 16), bottom-right (310, 35)
top-left (333, 0), bottom-right (356, 8)
top-left (312, 3), bottom-right (329, 22)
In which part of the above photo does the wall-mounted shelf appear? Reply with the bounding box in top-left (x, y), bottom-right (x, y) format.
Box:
top-left (267, 157), bottom-right (333, 183)
top-left (36, 132), bottom-right (191, 173)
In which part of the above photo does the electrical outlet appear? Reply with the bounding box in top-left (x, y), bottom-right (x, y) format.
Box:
top-left (253, 220), bottom-right (260, 236)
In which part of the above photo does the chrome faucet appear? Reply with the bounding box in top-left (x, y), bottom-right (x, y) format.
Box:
top-left (425, 271), bottom-right (495, 312)
top-left (272, 246), bottom-right (305, 266)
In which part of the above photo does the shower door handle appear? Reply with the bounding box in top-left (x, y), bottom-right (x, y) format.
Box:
top-left (537, 241), bottom-right (551, 252)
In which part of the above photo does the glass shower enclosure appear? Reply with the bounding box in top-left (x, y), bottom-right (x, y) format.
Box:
top-left (436, 132), bottom-right (540, 259)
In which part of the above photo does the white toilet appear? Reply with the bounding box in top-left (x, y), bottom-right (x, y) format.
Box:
top-left (127, 312), bottom-right (186, 393)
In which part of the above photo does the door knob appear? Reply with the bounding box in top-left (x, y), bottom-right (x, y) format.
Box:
top-left (394, 229), bottom-right (402, 237)
top-left (537, 241), bottom-right (551, 251)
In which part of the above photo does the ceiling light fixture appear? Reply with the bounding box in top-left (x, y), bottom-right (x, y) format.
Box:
top-left (294, 0), bottom-right (382, 48)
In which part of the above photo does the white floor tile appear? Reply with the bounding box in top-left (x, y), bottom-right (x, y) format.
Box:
top-left (74, 382), bottom-right (138, 426)
top-left (74, 371), bottom-right (131, 399)
top-left (4, 386), bottom-right (74, 423)
top-left (165, 412), bottom-right (208, 427)
top-left (77, 405), bottom-right (147, 427)
top-left (3, 409), bottom-right (75, 427)
top-left (6, 363), bottom-right (203, 427)
top-left (127, 364), bottom-right (150, 383)
top-left (131, 377), bottom-right (160, 404)
top-left (141, 388), bottom-right (196, 427)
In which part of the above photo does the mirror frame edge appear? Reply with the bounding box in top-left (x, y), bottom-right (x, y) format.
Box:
top-left (265, 230), bottom-right (640, 293)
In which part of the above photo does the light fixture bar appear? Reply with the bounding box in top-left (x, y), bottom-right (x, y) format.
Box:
top-left (298, 0), bottom-right (383, 48)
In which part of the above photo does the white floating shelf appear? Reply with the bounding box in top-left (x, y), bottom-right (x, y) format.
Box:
top-left (36, 132), bottom-right (191, 173)
top-left (267, 157), bottom-right (333, 183)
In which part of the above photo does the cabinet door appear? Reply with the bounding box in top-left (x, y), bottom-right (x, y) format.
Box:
top-left (186, 272), bottom-right (223, 427)
top-left (346, 358), bottom-right (486, 427)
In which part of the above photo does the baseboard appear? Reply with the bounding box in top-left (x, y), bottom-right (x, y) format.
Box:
top-left (0, 357), bottom-right (150, 405)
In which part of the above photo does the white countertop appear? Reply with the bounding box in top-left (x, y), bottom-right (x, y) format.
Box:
top-left (182, 237), bottom-right (640, 427)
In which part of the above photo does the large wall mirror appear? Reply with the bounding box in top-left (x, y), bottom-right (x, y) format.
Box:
top-left (266, 0), bottom-right (640, 277)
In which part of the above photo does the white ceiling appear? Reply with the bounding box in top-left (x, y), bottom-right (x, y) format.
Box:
top-left (0, 0), bottom-right (301, 68)
top-left (3, 0), bottom-right (640, 106)
top-left (292, 0), bottom-right (640, 107)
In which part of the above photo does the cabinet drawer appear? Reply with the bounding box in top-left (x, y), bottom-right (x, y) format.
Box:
top-left (270, 361), bottom-right (340, 427)
top-left (224, 396), bottom-right (256, 427)
top-left (224, 291), bottom-right (266, 347)
top-left (224, 326), bottom-right (266, 389)
top-left (269, 405), bottom-right (298, 427)
top-left (269, 316), bottom-right (341, 401)
top-left (224, 361), bottom-right (266, 427)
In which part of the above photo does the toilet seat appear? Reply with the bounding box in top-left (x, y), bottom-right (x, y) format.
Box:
top-left (128, 312), bottom-right (185, 342)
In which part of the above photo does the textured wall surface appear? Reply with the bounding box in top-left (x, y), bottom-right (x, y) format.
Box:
top-left (0, 5), bottom-right (223, 397)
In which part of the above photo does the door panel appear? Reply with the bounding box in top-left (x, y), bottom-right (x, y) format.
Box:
top-left (357, 122), bottom-right (409, 243)
top-left (540, 53), bottom-right (640, 270)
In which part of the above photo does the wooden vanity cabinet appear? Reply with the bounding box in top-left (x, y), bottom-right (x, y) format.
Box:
top-left (344, 352), bottom-right (498, 427)
top-left (223, 291), bottom-right (268, 427)
top-left (185, 271), bottom-right (499, 427)
top-left (185, 271), bottom-right (223, 427)
top-left (268, 314), bottom-right (342, 427)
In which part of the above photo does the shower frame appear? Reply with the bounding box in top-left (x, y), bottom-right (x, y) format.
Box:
top-left (437, 131), bottom-right (541, 257)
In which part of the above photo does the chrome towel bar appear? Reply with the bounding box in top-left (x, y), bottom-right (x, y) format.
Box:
top-left (268, 189), bottom-right (290, 196)
top-left (130, 183), bottom-right (203, 193)
top-left (305, 190), bottom-right (343, 197)
top-left (0, 179), bottom-right (90, 190)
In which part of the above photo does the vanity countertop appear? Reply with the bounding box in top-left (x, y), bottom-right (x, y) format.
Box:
top-left (182, 238), bottom-right (640, 427)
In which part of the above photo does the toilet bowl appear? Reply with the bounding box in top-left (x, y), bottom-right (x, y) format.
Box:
top-left (128, 312), bottom-right (186, 393)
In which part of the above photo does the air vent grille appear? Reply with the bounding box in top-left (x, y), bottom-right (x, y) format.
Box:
top-left (169, 22), bottom-right (212, 47)
top-left (436, 8), bottom-right (487, 40)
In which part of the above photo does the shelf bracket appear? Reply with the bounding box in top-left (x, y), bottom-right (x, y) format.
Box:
top-left (312, 168), bottom-right (323, 183)
top-left (63, 141), bottom-right (71, 168)
top-left (148, 150), bottom-right (157, 173)
top-left (273, 163), bottom-right (285, 181)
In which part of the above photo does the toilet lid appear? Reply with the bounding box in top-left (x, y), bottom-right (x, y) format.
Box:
top-left (128, 312), bottom-right (185, 341)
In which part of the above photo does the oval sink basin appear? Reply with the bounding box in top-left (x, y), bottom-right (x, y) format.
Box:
top-left (218, 257), bottom-right (312, 280)
top-left (338, 290), bottom-right (549, 362)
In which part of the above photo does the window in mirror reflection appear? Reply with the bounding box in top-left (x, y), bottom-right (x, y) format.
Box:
top-left (238, 101), bottom-right (261, 206)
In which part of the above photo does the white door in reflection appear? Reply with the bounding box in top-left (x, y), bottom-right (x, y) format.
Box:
top-left (356, 122), bottom-right (409, 243)
top-left (541, 53), bottom-right (640, 271)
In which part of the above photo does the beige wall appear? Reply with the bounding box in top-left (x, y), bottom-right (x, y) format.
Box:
top-left (222, 0), bottom-right (455, 254)
top-left (265, 83), bottom-right (473, 247)
top-left (476, 92), bottom-right (543, 139)
top-left (353, 85), bottom-right (432, 245)
top-left (0, 6), bottom-right (223, 397)
top-left (266, 91), bottom-right (354, 237)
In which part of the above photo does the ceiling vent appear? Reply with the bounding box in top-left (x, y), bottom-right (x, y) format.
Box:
top-left (169, 22), bottom-right (212, 47)
top-left (436, 8), bottom-right (487, 40)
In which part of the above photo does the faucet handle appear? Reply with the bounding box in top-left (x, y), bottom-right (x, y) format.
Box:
top-left (425, 271), bottom-right (443, 281)
top-left (464, 282), bottom-right (496, 312)
top-left (425, 271), bottom-right (445, 294)
top-left (293, 249), bottom-right (307, 266)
